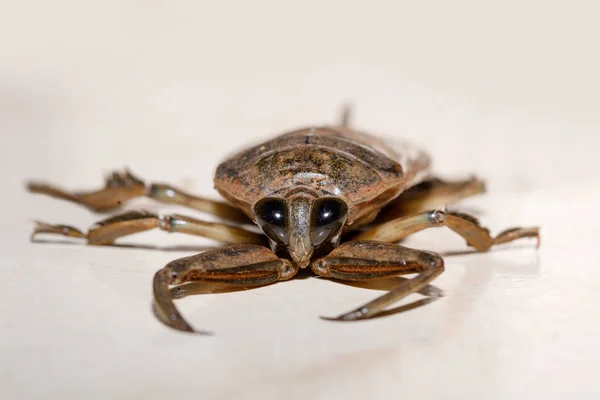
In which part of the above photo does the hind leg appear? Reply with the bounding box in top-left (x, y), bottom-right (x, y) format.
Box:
top-left (377, 177), bottom-right (487, 222)
top-left (31, 210), bottom-right (264, 245)
top-left (358, 209), bottom-right (539, 252)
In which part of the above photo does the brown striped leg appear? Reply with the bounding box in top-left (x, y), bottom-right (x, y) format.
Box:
top-left (31, 210), bottom-right (265, 245)
top-left (312, 241), bottom-right (444, 321)
top-left (27, 169), bottom-right (250, 223)
top-left (377, 177), bottom-right (486, 222)
top-left (356, 210), bottom-right (540, 252)
top-left (153, 244), bottom-right (297, 333)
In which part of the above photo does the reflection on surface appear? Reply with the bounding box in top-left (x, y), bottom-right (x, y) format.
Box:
top-left (32, 238), bottom-right (217, 253)
top-left (441, 246), bottom-right (541, 340)
top-left (333, 275), bottom-right (444, 297)
top-left (37, 233), bottom-right (541, 355)
top-left (169, 281), bottom-right (257, 298)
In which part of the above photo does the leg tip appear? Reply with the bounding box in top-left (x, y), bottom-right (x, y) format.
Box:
top-left (320, 315), bottom-right (341, 321)
top-left (152, 299), bottom-right (214, 336)
top-left (30, 221), bottom-right (86, 241)
top-left (26, 181), bottom-right (49, 194)
top-left (533, 228), bottom-right (541, 249)
top-left (179, 325), bottom-right (214, 336)
top-left (163, 315), bottom-right (215, 336)
top-left (320, 307), bottom-right (370, 322)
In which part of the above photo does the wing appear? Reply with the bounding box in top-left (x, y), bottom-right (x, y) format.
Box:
top-left (326, 126), bottom-right (432, 190)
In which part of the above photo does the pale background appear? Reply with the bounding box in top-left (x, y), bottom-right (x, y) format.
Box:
top-left (1, 1), bottom-right (599, 399)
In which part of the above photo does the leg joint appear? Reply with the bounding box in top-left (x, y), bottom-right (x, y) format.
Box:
top-left (427, 209), bottom-right (446, 225)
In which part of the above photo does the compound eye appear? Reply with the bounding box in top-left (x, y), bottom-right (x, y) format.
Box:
top-left (254, 197), bottom-right (288, 244)
top-left (310, 198), bottom-right (348, 246)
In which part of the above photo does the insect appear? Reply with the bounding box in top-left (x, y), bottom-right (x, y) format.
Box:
top-left (28, 109), bottom-right (540, 334)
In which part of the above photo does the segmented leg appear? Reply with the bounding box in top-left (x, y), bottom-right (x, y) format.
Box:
top-left (377, 177), bottom-right (486, 222)
top-left (356, 210), bottom-right (540, 252)
top-left (312, 241), bottom-right (444, 321)
top-left (153, 244), bottom-right (297, 333)
top-left (31, 210), bottom-right (264, 245)
top-left (27, 169), bottom-right (250, 223)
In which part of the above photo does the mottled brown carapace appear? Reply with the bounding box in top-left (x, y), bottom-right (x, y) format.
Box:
top-left (215, 127), bottom-right (431, 228)
top-left (27, 110), bottom-right (540, 334)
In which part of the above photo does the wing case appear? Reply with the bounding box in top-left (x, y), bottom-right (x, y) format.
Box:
top-left (215, 126), bottom-right (431, 225)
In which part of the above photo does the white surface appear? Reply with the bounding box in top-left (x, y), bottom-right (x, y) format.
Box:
top-left (1, 1), bottom-right (599, 399)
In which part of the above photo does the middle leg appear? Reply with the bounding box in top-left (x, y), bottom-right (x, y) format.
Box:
top-left (27, 169), bottom-right (250, 223)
